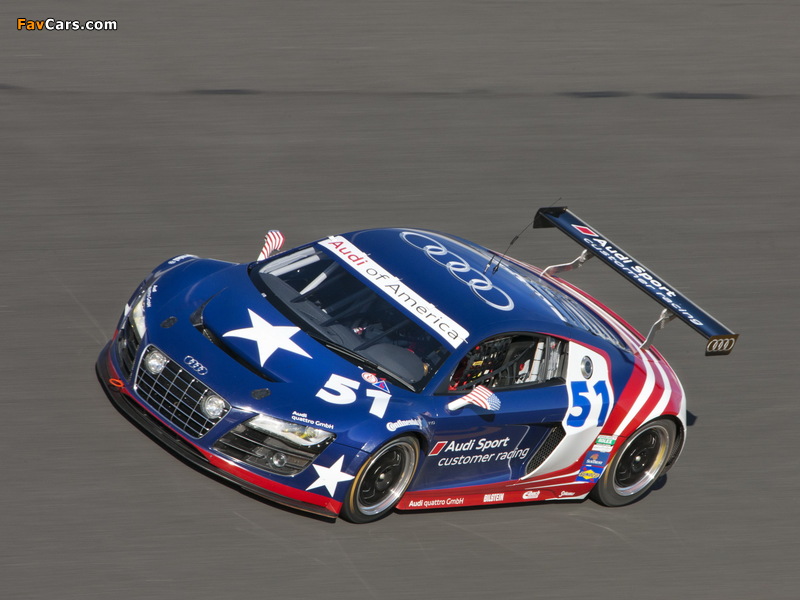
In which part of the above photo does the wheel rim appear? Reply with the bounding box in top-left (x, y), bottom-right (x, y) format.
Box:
top-left (356, 440), bottom-right (417, 517)
top-left (613, 425), bottom-right (671, 497)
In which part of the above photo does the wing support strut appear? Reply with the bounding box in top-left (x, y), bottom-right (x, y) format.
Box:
top-left (542, 249), bottom-right (594, 277)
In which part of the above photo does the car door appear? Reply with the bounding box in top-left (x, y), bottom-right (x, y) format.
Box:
top-left (411, 333), bottom-right (571, 491)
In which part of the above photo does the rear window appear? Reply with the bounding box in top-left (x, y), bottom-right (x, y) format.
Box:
top-left (503, 262), bottom-right (625, 349)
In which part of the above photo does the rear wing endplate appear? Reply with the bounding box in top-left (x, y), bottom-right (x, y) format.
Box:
top-left (533, 207), bottom-right (738, 356)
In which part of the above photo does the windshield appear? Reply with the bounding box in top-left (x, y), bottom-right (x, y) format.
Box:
top-left (251, 246), bottom-right (450, 391)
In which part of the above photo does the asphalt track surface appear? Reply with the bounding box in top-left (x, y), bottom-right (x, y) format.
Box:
top-left (3, 2), bottom-right (799, 599)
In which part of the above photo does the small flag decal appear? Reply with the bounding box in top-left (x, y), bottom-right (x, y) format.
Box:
top-left (258, 230), bottom-right (286, 261)
top-left (460, 385), bottom-right (501, 411)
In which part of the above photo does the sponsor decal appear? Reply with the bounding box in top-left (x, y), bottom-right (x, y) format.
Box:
top-left (576, 468), bottom-right (602, 482)
top-left (572, 224), bottom-right (599, 237)
top-left (291, 411), bottom-right (334, 430)
top-left (706, 335), bottom-right (737, 355)
top-left (436, 437), bottom-right (511, 453)
top-left (167, 254), bottom-right (196, 265)
top-left (145, 284), bottom-right (158, 308)
top-left (183, 355), bottom-right (208, 376)
top-left (319, 236), bottom-right (469, 348)
top-left (576, 231), bottom-right (705, 327)
top-left (558, 490), bottom-right (576, 498)
top-left (429, 441), bottom-right (448, 456)
top-left (483, 493), bottom-right (505, 503)
top-left (522, 490), bottom-right (541, 500)
top-left (362, 371), bottom-right (390, 393)
top-left (583, 452), bottom-right (609, 468)
top-left (316, 374), bottom-right (391, 419)
top-left (408, 497), bottom-right (466, 509)
top-left (591, 434), bottom-right (618, 453)
top-left (400, 231), bottom-right (515, 311)
top-left (386, 417), bottom-right (423, 432)
top-left (430, 437), bottom-right (530, 466)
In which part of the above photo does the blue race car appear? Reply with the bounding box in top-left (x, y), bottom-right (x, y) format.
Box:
top-left (96, 207), bottom-right (737, 522)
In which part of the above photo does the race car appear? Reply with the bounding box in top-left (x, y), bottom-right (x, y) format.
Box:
top-left (96, 207), bottom-right (737, 522)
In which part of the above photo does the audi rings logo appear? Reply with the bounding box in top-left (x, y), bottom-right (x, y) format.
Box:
top-left (183, 356), bottom-right (208, 375)
top-left (400, 231), bottom-right (515, 311)
top-left (705, 335), bottom-right (738, 356)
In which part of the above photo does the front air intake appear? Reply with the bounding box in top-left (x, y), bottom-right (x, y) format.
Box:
top-left (134, 346), bottom-right (228, 438)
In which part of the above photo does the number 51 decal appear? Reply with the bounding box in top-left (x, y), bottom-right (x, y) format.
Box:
top-left (567, 380), bottom-right (612, 429)
top-left (316, 374), bottom-right (391, 418)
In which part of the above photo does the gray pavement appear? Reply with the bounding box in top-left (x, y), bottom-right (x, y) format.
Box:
top-left (2, 2), bottom-right (799, 599)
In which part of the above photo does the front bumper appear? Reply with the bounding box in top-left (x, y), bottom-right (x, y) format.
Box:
top-left (96, 342), bottom-right (342, 519)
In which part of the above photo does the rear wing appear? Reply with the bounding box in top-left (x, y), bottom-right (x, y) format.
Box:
top-left (533, 206), bottom-right (738, 356)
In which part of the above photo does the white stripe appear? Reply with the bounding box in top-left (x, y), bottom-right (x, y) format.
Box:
top-left (642, 356), bottom-right (673, 425)
top-left (515, 470), bottom-right (581, 485)
top-left (613, 352), bottom-right (657, 437)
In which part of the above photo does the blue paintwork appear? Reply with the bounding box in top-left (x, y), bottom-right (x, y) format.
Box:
top-left (101, 228), bottom-right (639, 508)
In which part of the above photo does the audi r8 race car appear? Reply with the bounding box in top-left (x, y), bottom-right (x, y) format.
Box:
top-left (96, 207), bottom-right (737, 522)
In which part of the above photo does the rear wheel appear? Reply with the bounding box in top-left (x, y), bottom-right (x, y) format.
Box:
top-left (591, 419), bottom-right (676, 507)
top-left (341, 436), bottom-right (419, 523)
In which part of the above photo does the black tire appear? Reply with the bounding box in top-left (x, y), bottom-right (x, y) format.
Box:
top-left (591, 419), bottom-right (677, 507)
top-left (340, 436), bottom-right (420, 523)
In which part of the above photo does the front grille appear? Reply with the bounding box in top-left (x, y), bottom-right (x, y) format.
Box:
top-left (525, 425), bottom-right (566, 475)
top-left (116, 317), bottom-right (141, 380)
top-left (214, 424), bottom-right (333, 476)
top-left (134, 346), bottom-right (228, 438)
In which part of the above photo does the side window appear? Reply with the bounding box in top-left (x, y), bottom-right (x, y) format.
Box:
top-left (447, 333), bottom-right (567, 392)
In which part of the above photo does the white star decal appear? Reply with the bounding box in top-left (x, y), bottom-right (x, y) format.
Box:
top-left (306, 455), bottom-right (355, 496)
top-left (222, 309), bottom-right (311, 366)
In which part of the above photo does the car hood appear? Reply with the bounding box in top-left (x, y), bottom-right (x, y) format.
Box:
top-left (145, 258), bottom-right (431, 450)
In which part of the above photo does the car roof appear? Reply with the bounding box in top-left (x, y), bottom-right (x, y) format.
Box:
top-left (320, 227), bottom-right (626, 351)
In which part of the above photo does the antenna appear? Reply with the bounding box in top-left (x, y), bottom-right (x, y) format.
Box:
top-left (484, 216), bottom-right (536, 275)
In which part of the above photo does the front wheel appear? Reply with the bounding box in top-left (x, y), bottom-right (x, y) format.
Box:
top-left (340, 436), bottom-right (420, 523)
top-left (591, 419), bottom-right (677, 507)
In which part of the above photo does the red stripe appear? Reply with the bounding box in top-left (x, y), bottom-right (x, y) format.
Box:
top-left (601, 355), bottom-right (647, 434)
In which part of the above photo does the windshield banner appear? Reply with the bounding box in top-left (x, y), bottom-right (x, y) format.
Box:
top-left (319, 236), bottom-right (469, 348)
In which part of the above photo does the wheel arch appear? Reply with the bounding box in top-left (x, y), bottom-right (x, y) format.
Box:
top-left (661, 414), bottom-right (686, 472)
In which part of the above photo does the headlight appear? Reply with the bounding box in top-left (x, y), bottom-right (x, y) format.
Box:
top-left (129, 291), bottom-right (147, 339)
top-left (246, 414), bottom-right (333, 447)
top-left (201, 394), bottom-right (229, 420)
top-left (143, 349), bottom-right (167, 375)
